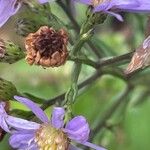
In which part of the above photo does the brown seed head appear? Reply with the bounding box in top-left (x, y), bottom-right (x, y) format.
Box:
top-left (25, 26), bottom-right (68, 67)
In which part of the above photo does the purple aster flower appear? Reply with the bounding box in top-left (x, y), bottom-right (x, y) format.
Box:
top-left (74, 0), bottom-right (150, 21)
top-left (0, 0), bottom-right (49, 27)
top-left (0, 96), bottom-right (106, 150)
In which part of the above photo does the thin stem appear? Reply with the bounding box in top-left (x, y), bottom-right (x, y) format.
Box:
top-left (64, 7), bottom-right (98, 107)
top-left (71, 62), bottom-right (82, 83)
top-left (96, 51), bottom-right (134, 68)
top-left (41, 71), bottom-right (102, 110)
top-left (56, 1), bottom-right (102, 58)
top-left (69, 51), bottom-right (134, 68)
top-left (57, 1), bottom-right (80, 32)
top-left (69, 56), bottom-right (97, 68)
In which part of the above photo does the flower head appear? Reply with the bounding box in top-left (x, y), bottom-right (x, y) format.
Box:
top-left (0, 96), bottom-right (106, 150)
top-left (74, 0), bottom-right (150, 21)
top-left (25, 26), bottom-right (68, 67)
top-left (0, 0), bottom-right (49, 27)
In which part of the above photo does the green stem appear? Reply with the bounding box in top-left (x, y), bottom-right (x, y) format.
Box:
top-left (57, 1), bottom-right (103, 58)
top-left (71, 62), bottom-right (82, 84)
top-left (69, 56), bottom-right (97, 68)
top-left (64, 10), bottom-right (108, 117)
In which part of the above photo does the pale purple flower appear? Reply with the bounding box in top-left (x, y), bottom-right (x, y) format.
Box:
top-left (0, 96), bottom-right (106, 150)
top-left (74, 0), bottom-right (150, 21)
top-left (0, 0), bottom-right (49, 27)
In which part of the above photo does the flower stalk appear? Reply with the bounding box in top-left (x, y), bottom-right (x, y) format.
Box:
top-left (64, 8), bottom-right (107, 117)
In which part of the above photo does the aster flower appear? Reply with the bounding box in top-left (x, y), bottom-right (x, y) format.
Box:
top-left (0, 0), bottom-right (49, 27)
top-left (74, 0), bottom-right (150, 21)
top-left (0, 96), bottom-right (106, 150)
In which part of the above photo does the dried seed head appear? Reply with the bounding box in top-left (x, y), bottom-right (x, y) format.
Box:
top-left (125, 36), bottom-right (150, 74)
top-left (35, 124), bottom-right (70, 150)
top-left (25, 26), bottom-right (68, 67)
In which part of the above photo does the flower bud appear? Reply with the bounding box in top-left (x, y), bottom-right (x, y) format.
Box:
top-left (15, 18), bottom-right (38, 37)
top-left (25, 26), bottom-right (68, 67)
top-left (0, 39), bottom-right (25, 64)
top-left (35, 124), bottom-right (69, 150)
top-left (0, 78), bottom-right (18, 101)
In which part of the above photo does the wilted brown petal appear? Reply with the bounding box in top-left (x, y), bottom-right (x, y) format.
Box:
top-left (125, 35), bottom-right (150, 74)
top-left (25, 26), bottom-right (68, 68)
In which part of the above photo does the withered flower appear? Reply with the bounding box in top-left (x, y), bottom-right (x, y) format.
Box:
top-left (25, 26), bottom-right (68, 67)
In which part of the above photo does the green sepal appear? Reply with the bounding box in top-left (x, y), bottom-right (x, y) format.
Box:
top-left (0, 78), bottom-right (18, 101)
top-left (0, 40), bottom-right (25, 64)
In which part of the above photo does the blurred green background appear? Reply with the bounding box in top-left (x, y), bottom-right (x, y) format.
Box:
top-left (0, 2), bottom-right (150, 150)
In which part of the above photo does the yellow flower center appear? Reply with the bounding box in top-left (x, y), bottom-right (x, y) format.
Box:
top-left (92, 0), bottom-right (110, 7)
top-left (35, 124), bottom-right (70, 150)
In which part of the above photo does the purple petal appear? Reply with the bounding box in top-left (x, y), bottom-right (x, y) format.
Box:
top-left (105, 11), bottom-right (123, 21)
top-left (0, 102), bottom-right (10, 132)
top-left (94, 0), bottom-right (113, 12)
top-left (6, 116), bottom-right (40, 131)
top-left (94, 0), bottom-right (140, 12)
top-left (51, 107), bottom-right (65, 129)
top-left (109, 0), bottom-right (140, 9)
top-left (0, 102), bottom-right (7, 115)
top-left (143, 36), bottom-right (150, 49)
top-left (0, 117), bottom-right (10, 132)
top-left (122, 2), bottom-right (150, 13)
top-left (14, 96), bottom-right (49, 123)
top-left (9, 132), bottom-right (37, 149)
top-left (65, 116), bottom-right (90, 142)
top-left (74, 0), bottom-right (91, 5)
top-left (69, 144), bottom-right (82, 150)
top-left (38, 0), bottom-right (49, 4)
top-left (0, 0), bottom-right (21, 27)
top-left (82, 142), bottom-right (107, 150)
